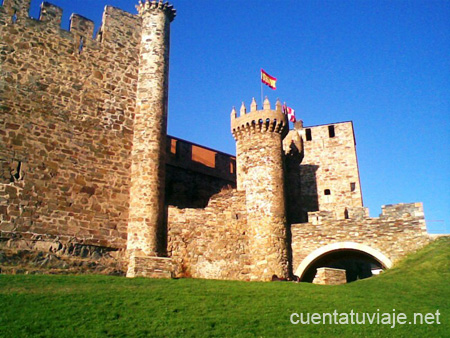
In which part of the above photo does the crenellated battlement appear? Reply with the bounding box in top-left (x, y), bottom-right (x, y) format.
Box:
top-left (136, 0), bottom-right (176, 21)
top-left (231, 97), bottom-right (288, 140)
top-left (69, 14), bottom-right (94, 40)
top-left (1, 0), bottom-right (30, 19)
top-left (0, 1), bottom-right (141, 48)
top-left (380, 202), bottom-right (425, 220)
top-left (307, 202), bottom-right (426, 224)
top-left (39, 1), bottom-right (62, 27)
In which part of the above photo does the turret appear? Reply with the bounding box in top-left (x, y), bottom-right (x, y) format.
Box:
top-left (127, 0), bottom-right (176, 278)
top-left (231, 97), bottom-right (289, 280)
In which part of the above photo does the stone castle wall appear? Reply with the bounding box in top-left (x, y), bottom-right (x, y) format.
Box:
top-left (0, 1), bottom-right (236, 255)
top-left (0, 1), bottom-right (141, 249)
top-left (168, 188), bottom-right (250, 280)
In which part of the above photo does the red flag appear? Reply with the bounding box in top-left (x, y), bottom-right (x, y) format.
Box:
top-left (261, 69), bottom-right (277, 90)
top-left (282, 103), bottom-right (296, 122)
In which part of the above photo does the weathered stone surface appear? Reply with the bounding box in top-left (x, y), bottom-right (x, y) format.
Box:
top-left (168, 188), bottom-right (249, 280)
top-left (0, 235), bottom-right (127, 275)
top-left (313, 267), bottom-right (347, 285)
top-left (127, 254), bottom-right (173, 278)
top-left (0, 1), bottom-right (140, 250)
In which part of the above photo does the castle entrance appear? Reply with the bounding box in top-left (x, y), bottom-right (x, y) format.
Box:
top-left (294, 242), bottom-right (393, 283)
top-left (300, 249), bottom-right (384, 283)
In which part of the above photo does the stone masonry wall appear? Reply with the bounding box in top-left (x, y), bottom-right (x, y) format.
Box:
top-left (167, 188), bottom-right (251, 280)
top-left (296, 121), bottom-right (363, 220)
top-left (291, 203), bottom-right (430, 276)
top-left (236, 131), bottom-right (288, 280)
top-left (0, 1), bottom-right (141, 249)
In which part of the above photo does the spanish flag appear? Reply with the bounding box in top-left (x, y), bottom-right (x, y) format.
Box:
top-left (261, 69), bottom-right (277, 90)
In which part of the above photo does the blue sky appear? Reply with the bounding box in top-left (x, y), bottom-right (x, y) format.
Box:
top-left (27, 0), bottom-right (449, 233)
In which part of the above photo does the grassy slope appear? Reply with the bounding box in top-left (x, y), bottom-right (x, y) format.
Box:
top-left (0, 237), bottom-right (448, 337)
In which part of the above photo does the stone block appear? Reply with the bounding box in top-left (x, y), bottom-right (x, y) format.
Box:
top-left (313, 267), bottom-right (347, 285)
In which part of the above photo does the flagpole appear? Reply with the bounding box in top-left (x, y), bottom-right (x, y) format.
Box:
top-left (261, 80), bottom-right (264, 107)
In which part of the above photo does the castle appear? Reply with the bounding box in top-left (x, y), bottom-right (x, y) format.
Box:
top-left (0, 0), bottom-right (431, 283)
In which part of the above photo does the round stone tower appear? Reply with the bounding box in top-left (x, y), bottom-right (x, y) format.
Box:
top-left (127, 0), bottom-right (176, 277)
top-left (231, 97), bottom-right (289, 281)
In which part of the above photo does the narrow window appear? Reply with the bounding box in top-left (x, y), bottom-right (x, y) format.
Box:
top-left (305, 128), bottom-right (312, 141)
top-left (10, 161), bottom-right (22, 182)
top-left (11, 10), bottom-right (17, 24)
top-left (78, 37), bottom-right (84, 54)
top-left (170, 138), bottom-right (177, 154)
top-left (230, 161), bottom-right (236, 174)
top-left (350, 182), bottom-right (356, 192)
top-left (97, 31), bottom-right (103, 43)
top-left (328, 125), bottom-right (335, 138)
top-left (324, 189), bottom-right (331, 195)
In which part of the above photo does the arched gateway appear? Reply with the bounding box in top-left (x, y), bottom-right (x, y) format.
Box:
top-left (295, 242), bottom-right (393, 281)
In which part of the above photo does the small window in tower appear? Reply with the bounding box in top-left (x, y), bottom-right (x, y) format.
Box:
top-left (350, 182), bottom-right (356, 192)
top-left (78, 37), bottom-right (84, 54)
top-left (12, 10), bottom-right (17, 24)
top-left (328, 125), bottom-right (335, 138)
top-left (305, 128), bottom-right (312, 141)
top-left (324, 189), bottom-right (331, 195)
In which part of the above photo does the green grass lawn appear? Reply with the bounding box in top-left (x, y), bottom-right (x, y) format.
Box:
top-left (1, 237), bottom-right (448, 337)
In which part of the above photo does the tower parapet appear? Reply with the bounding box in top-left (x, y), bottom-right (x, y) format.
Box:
top-left (231, 97), bottom-right (288, 138)
top-left (136, 0), bottom-right (176, 21)
top-left (231, 97), bottom-right (289, 280)
top-left (231, 97), bottom-right (289, 190)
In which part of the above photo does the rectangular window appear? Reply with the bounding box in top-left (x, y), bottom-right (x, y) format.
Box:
top-left (350, 182), bottom-right (356, 192)
top-left (328, 125), bottom-right (335, 138)
top-left (305, 128), bottom-right (312, 141)
top-left (170, 138), bottom-right (177, 154)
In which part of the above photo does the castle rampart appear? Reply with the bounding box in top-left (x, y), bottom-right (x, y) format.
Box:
top-left (0, 1), bottom-right (140, 251)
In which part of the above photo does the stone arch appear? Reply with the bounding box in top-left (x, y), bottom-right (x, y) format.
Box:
top-left (294, 242), bottom-right (393, 280)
